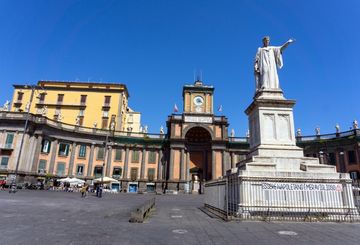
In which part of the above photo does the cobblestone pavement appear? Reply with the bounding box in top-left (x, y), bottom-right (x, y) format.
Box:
top-left (0, 190), bottom-right (359, 245)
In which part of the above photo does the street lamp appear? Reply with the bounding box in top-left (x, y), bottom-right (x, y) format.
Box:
top-left (99, 118), bottom-right (116, 196)
top-left (9, 85), bottom-right (42, 193)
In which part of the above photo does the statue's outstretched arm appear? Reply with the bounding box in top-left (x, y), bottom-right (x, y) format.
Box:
top-left (280, 38), bottom-right (295, 53)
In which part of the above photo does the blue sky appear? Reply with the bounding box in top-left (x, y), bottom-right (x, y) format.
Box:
top-left (1, 0), bottom-right (359, 136)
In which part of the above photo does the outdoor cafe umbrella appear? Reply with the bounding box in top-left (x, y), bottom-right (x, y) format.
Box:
top-left (58, 177), bottom-right (85, 184)
top-left (93, 176), bottom-right (119, 183)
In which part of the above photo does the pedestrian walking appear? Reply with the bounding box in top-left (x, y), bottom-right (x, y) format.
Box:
top-left (96, 185), bottom-right (99, 197)
top-left (80, 184), bottom-right (88, 198)
top-left (98, 185), bottom-right (103, 198)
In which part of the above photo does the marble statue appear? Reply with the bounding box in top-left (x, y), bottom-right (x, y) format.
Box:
top-left (315, 127), bottom-right (320, 136)
top-left (335, 123), bottom-right (340, 133)
top-left (127, 126), bottom-right (133, 132)
top-left (57, 113), bottom-right (63, 122)
top-left (139, 126), bottom-right (143, 133)
top-left (246, 129), bottom-right (250, 138)
top-left (75, 116), bottom-right (80, 126)
top-left (353, 120), bottom-right (358, 129)
top-left (41, 106), bottom-right (48, 117)
top-left (110, 121), bottom-right (115, 131)
top-left (230, 129), bottom-right (235, 137)
top-left (25, 102), bottom-right (30, 112)
top-left (93, 122), bottom-right (98, 128)
top-left (2, 100), bottom-right (10, 111)
top-left (143, 125), bottom-right (148, 133)
top-left (254, 36), bottom-right (295, 91)
top-left (296, 128), bottom-right (302, 137)
top-left (160, 126), bottom-right (164, 134)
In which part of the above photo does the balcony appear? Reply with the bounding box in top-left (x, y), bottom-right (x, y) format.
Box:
top-left (35, 101), bottom-right (86, 109)
top-left (13, 100), bottom-right (23, 107)
top-left (112, 175), bottom-right (121, 180)
top-left (38, 169), bottom-right (47, 174)
top-left (102, 103), bottom-right (111, 110)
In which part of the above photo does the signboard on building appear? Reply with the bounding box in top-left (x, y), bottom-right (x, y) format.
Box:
top-left (184, 116), bottom-right (212, 124)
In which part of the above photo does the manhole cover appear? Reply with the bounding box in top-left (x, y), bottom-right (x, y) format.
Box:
top-left (278, 231), bottom-right (298, 236)
top-left (171, 215), bottom-right (183, 218)
top-left (172, 229), bottom-right (188, 234)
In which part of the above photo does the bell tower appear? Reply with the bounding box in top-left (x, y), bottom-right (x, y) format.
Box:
top-left (183, 80), bottom-right (214, 114)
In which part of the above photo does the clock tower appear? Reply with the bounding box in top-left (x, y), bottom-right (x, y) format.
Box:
top-left (183, 80), bottom-right (214, 114)
top-left (165, 79), bottom-right (234, 193)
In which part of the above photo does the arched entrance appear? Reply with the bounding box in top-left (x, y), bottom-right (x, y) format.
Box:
top-left (185, 126), bottom-right (212, 192)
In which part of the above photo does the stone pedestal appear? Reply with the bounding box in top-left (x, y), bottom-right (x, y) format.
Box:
top-left (233, 88), bottom-right (358, 219)
top-left (240, 88), bottom-right (336, 174)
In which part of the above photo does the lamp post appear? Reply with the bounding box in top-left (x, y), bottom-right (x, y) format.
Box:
top-left (9, 85), bottom-right (37, 193)
top-left (100, 118), bottom-right (116, 196)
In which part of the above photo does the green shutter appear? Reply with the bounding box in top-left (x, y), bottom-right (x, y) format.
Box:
top-left (57, 163), bottom-right (65, 175)
top-left (1, 157), bottom-right (9, 167)
top-left (46, 141), bottom-right (51, 153)
top-left (115, 149), bottom-right (122, 161)
top-left (78, 145), bottom-right (86, 158)
top-left (148, 151), bottom-right (156, 164)
top-left (97, 148), bottom-right (105, 160)
top-left (5, 134), bottom-right (14, 144)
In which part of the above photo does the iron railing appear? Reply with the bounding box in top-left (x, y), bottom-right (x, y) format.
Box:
top-left (205, 176), bottom-right (360, 222)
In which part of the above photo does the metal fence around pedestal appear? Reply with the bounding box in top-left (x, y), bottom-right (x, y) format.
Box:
top-left (205, 175), bottom-right (360, 222)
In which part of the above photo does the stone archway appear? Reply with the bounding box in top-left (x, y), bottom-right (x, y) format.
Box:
top-left (185, 126), bottom-right (212, 182)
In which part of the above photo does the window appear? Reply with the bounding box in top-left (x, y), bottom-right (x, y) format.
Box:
top-left (97, 147), bottom-right (105, 160)
top-left (5, 133), bottom-right (14, 149)
top-left (128, 114), bottom-right (133, 123)
top-left (76, 165), bottom-right (84, 176)
top-left (328, 152), bottom-right (336, 165)
top-left (101, 118), bottom-right (108, 129)
top-left (56, 162), bottom-right (65, 176)
top-left (57, 94), bottom-right (64, 103)
top-left (112, 167), bottom-right (122, 179)
top-left (114, 149), bottom-right (122, 161)
top-left (104, 96), bottom-right (111, 106)
top-left (102, 110), bottom-right (109, 118)
top-left (79, 109), bottom-right (85, 117)
top-left (349, 171), bottom-right (358, 180)
top-left (131, 150), bottom-right (140, 163)
top-left (78, 145), bottom-right (87, 158)
top-left (94, 166), bottom-right (103, 178)
top-left (38, 160), bottom-right (47, 174)
top-left (348, 150), bottom-right (356, 164)
top-left (0, 157), bottom-right (9, 169)
top-left (130, 167), bottom-right (138, 181)
top-left (58, 143), bottom-right (70, 156)
top-left (147, 168), bottom-right (155, 181)
top-left (148, 151), bottom-right (156, 164)
top-left (41, 139), bottom-right (51, 153)
top-left (80, 95), bottom-right (87, 104)
top-left (17, 92), bottom-right (24, 101)
top-left (39, 93), bottom-right (46, 103)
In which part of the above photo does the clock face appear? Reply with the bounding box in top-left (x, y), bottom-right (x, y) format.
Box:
top-left (193, 96), bottom-right (204, 106)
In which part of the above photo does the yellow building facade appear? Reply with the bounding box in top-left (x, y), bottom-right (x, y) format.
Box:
top-left (11, 81), bottom-right (141, 132)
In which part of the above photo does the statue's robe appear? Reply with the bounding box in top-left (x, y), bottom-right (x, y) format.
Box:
top-left (254, 46), bottom-right (283, 90)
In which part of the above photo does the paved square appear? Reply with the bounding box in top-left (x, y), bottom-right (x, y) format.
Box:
top-left (0, 190), bottom-right (359, 245)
